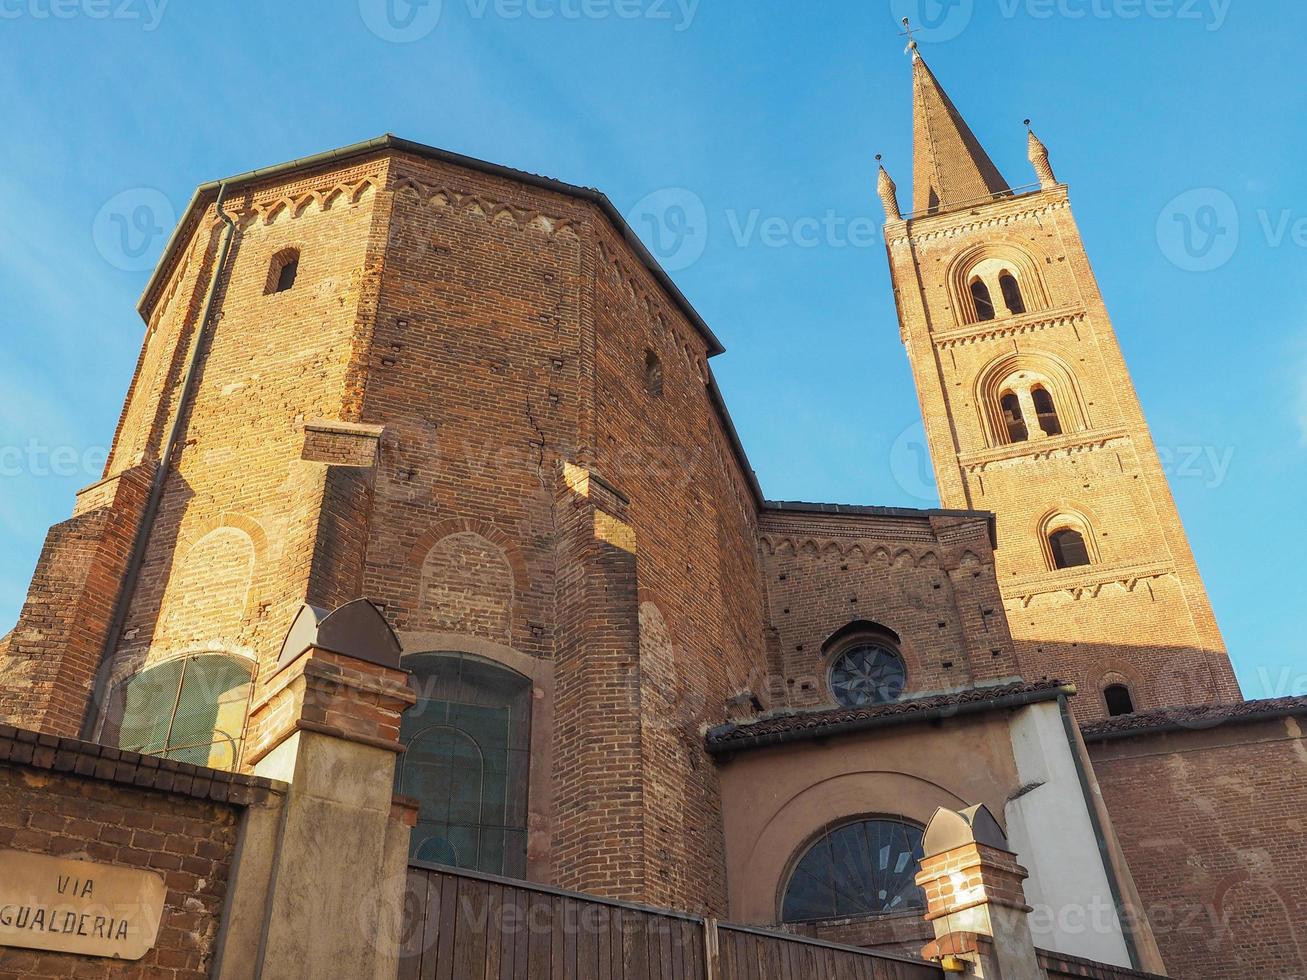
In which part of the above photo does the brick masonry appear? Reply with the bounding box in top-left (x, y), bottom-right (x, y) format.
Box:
top-left (0, 725), bottom-right (280, 979)
top-left (1087, 714), bottom-right (1307, 980)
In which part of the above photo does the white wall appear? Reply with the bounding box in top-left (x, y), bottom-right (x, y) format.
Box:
top-left (1004, 700), bottom-right (1133, 968)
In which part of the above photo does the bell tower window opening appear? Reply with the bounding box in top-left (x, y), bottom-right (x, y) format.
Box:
top-left (1001, 391), bottom-right (1028, 443)
top-left (1032, 386), bottom-right (1062, 437)
top-left (1049, 527), bottom-right (1092, 570)
top-left (999, 271), bottom-right (1026, 315)
top-left (970, 278), bottom-right (996, 321)
top-left (266, 247), bottom-right (300, 294)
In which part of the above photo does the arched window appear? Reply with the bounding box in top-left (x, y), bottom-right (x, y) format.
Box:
top-left (829, 641), bottom-right (907, 707)
top-left (781, 818), bottom-right (926, 922)
top-left (397, 654), bottom-right (531, 876)
top-left (1031, 386), bottom-right (1062, 437)
top-left (101, 654), bottom-right (254, 771)
top-left (1104, 684), bottom-right (1136, 717)
top-left (1000, 391), bottom-right (1029, 443)
top-left (1049, 528), bottom-right (1092, 570)
top-left (267, 248), bottom-right (299, 294)
top-left (999, 271), bottom-right (1026, 315)
top-left (970, 278), bottom-right (996, 321)
top-left (644, 350), bottom-right (663, 398)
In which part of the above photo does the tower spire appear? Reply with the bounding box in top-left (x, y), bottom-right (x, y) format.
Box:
top-left (910, 50), bottom-right (1008, 216)
top-left (1026, 121), bottom-right (1058, 189)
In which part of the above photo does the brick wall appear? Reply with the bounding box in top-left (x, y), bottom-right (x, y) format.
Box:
top-left (1087, 715), bottom-right (1307, 979)
top-left (883, 186), bottom-right (1240, 721)
top-left (759, 506), bottom-right (1020, 708)
top-left (0, 725), bottom-right (280, 979)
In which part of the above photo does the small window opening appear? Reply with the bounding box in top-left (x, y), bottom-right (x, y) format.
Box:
top-left (1032, 386), bottom-right (1062, 436)
top-left (267, 248), bottom-right (300, 294)
top-left (999, 271), bottom-right (1026, 315)
top-left (644, 350), bottom-right (663, 398)
top-left (970, 278), bottom-right (996, 321)
top-left (1001, 392), bottom-right (1028, 443)
top-left (1104, 684), bottom-right (1135, 717)
top-left (1050, 528), bottom-right (1092, 570)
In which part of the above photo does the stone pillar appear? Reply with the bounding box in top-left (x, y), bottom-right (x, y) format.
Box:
top-left (211, 599), bottom-right (415, 980)
top-left (916, 804), bottom-right (1043, 980)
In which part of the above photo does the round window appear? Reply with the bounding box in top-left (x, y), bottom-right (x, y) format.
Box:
top-left (829, 644), bottom-right (906, 707)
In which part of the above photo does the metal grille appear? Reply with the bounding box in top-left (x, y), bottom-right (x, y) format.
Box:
top-left (830, 645), bottom-right (907, 707)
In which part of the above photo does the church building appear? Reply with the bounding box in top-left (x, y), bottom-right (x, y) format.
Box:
top-left (1, 44), bottom-right (1303, 980)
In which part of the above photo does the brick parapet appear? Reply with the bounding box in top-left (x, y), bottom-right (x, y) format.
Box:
top-left (244, 647), bottom-right (414, 765)
top-left (915, 841), bottom-right (1032, 923)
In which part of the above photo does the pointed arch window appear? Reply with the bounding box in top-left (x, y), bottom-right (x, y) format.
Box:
top-left (1049, 527), bottom-right (1092, 570)
top-left (999, 271), bottom-right (1026, 315)
top-left (397, 653), bottom-right (531, 876)
top-left (101, 653), bottom-right (254, 771)
top-left (970, 278), bottom-right (996, 321)
top-left (1000, 392), bottom-right (1028, 443)
top-left (1104, 684), bottom-right (1136, 717)
top-left (1031, 386), bottom-right (1062, 437)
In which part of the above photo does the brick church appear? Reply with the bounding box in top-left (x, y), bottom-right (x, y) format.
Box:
top-left (1, 45), bottom-right (1303, 980)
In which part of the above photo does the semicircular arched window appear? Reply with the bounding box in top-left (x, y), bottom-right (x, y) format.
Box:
top-left (782, 818), bottom-right (927, 923)
top-left (102, 653), bottom-right (254, 771)
top-left (397, 654), bottom-right (531, 877)
top-left (829, 644), bottom-right (907, 707)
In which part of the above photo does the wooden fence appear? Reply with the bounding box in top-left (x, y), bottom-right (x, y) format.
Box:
top-left (398, 864), bottom-right (943, 980)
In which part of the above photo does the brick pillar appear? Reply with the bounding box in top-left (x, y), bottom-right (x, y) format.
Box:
top-left (211, 599), bottom-right (416, 980)
top-left (550, 461), bottom-right (645, 898)
top-left (916, 804), bottom-right (1043, 979)
top-left (0, 463), bottom-right (152, 736)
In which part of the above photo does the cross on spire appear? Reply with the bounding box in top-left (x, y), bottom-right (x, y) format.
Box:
top-left (899, 16), bottom-right (921, 57)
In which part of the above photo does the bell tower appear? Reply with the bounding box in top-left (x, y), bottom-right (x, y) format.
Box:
top-left (879, 48), bottom-right (1241, 721)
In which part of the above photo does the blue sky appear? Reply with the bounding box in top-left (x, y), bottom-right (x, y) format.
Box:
top-left (1, 0), bottom-right (1303, 698)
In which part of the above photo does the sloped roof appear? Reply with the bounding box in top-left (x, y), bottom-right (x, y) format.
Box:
top-left (706, 679), bottom-right (1073, 755)
top-left (1082, 695), bottom-right (1307, 741)
top-left (911, 53), bottom-right (1009, 215)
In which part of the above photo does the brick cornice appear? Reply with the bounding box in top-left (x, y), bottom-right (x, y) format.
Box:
top-left (0, 723), bottom-right (283, 806)
top-left (1001, 561), bottom-right (1176, 606)
top-left (931, 307), bottom-right (1087, 349)
top-left (959, 427), bottom-right (1132, 471)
